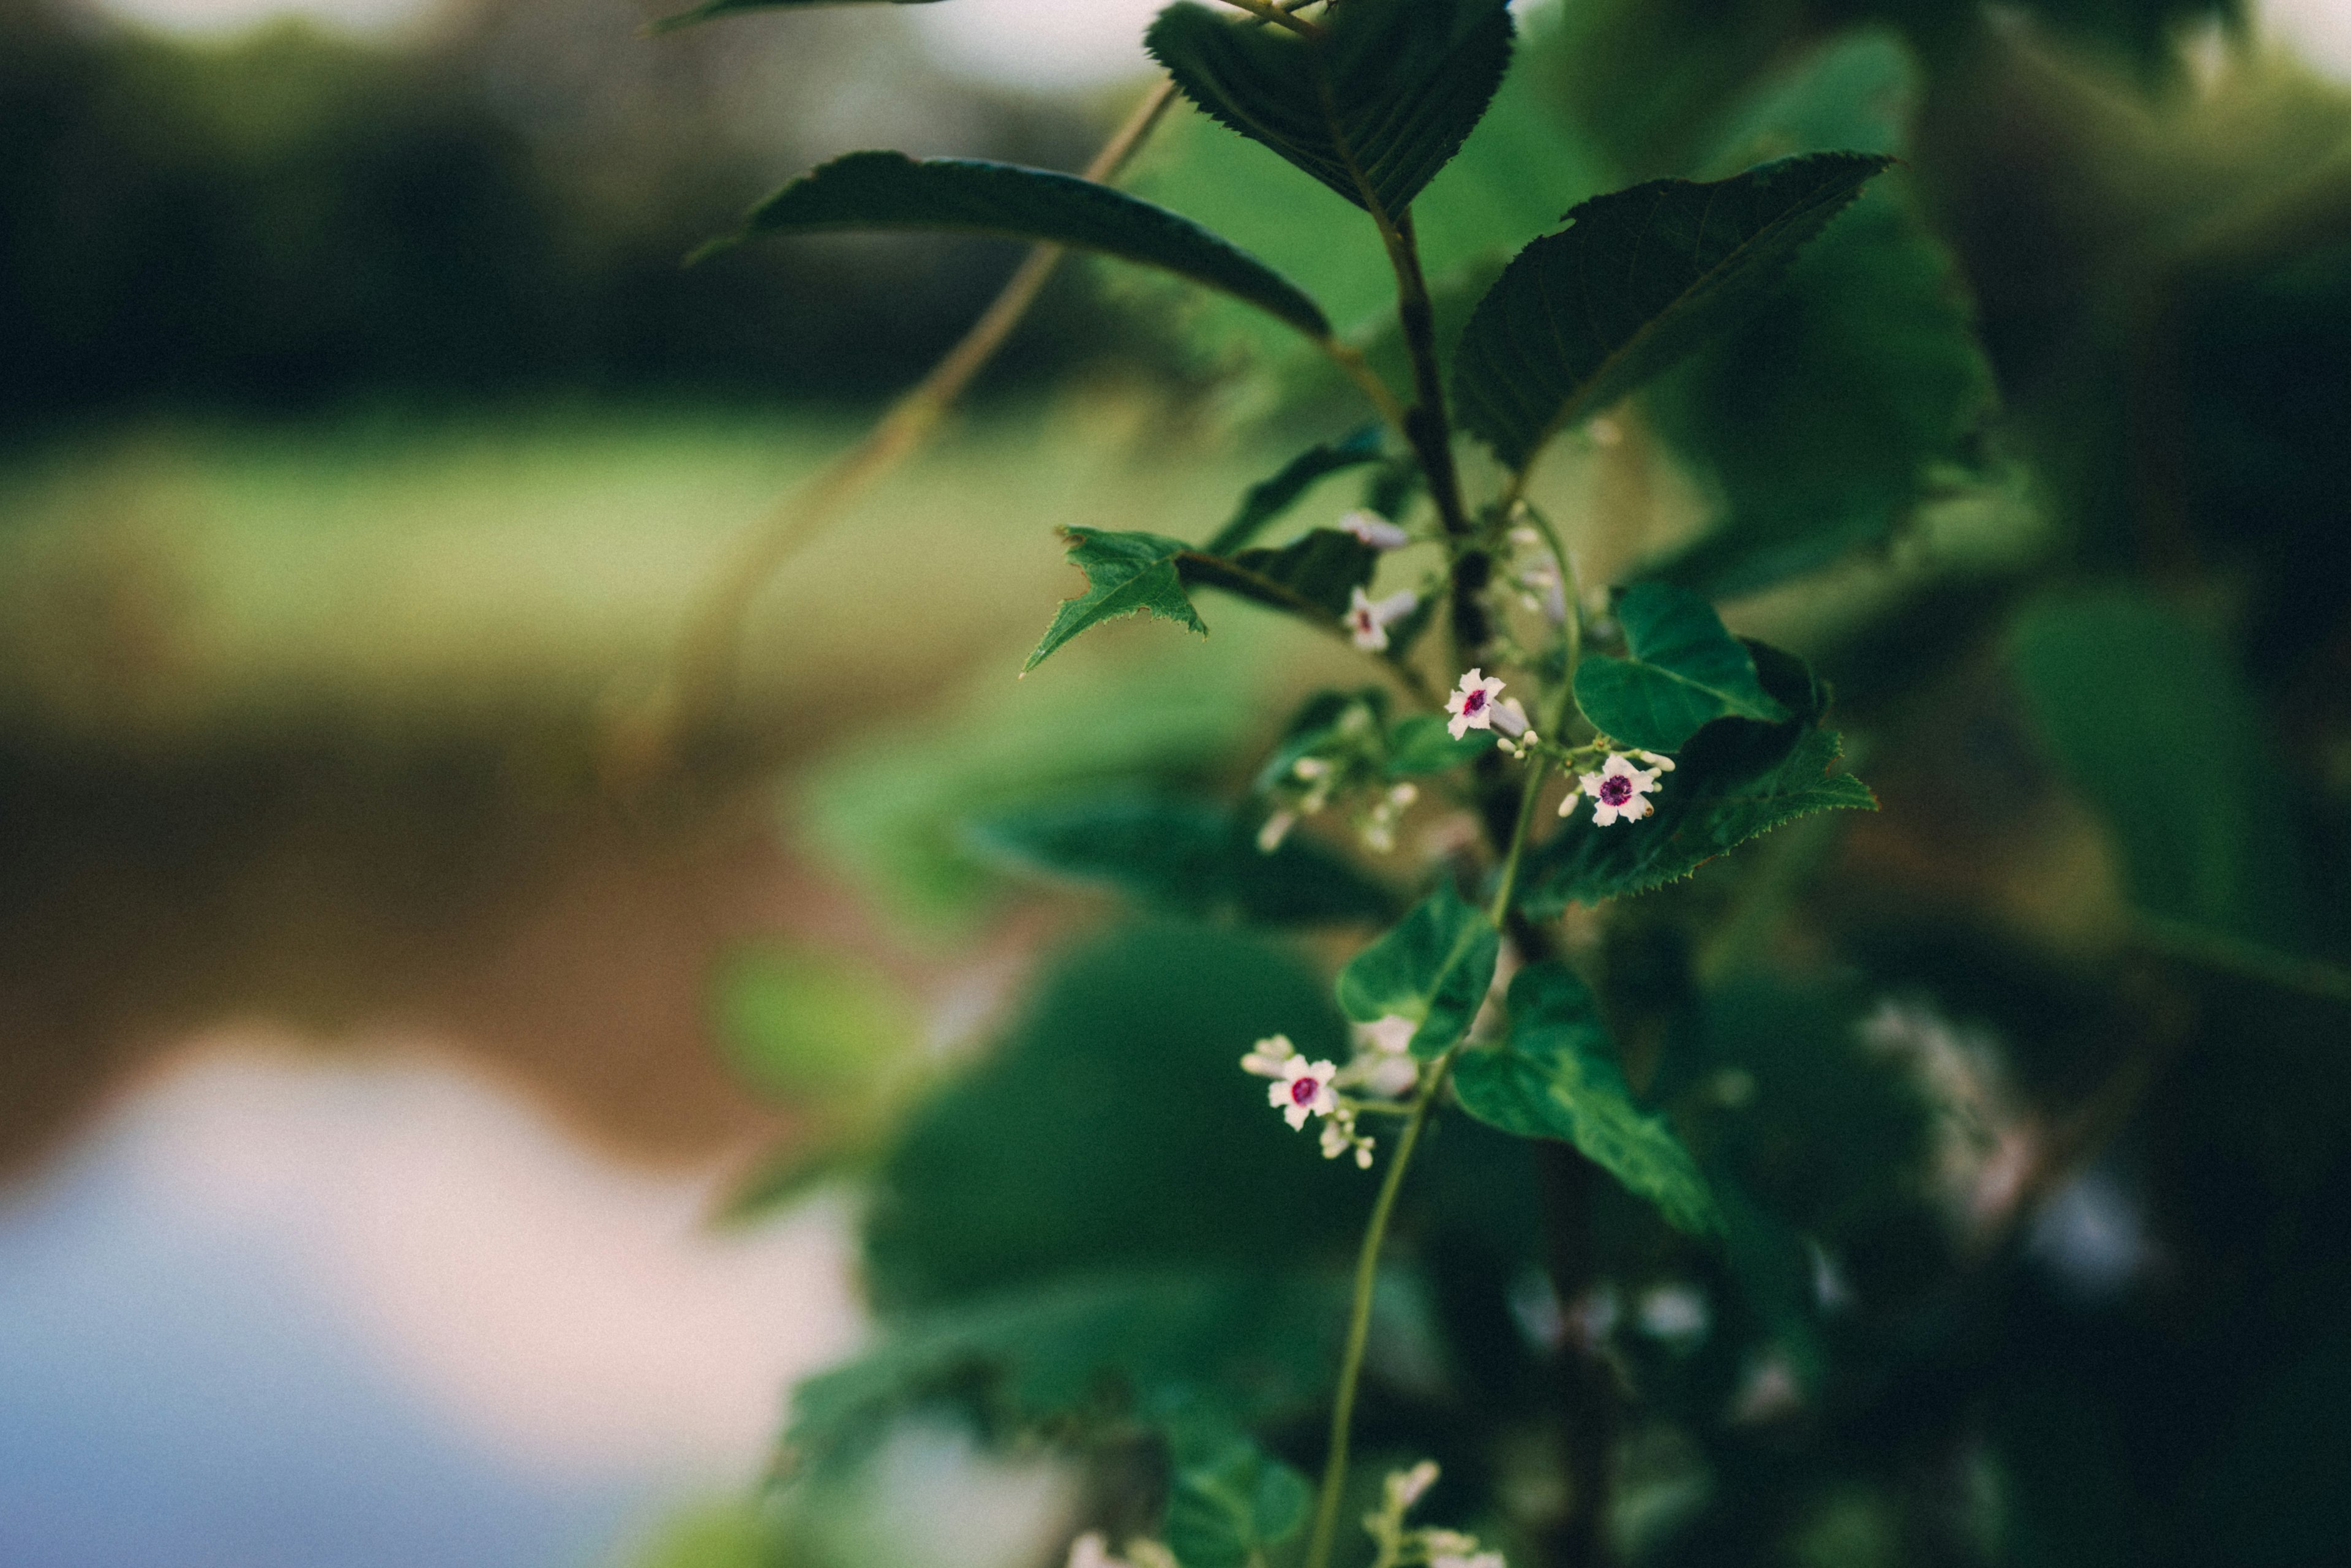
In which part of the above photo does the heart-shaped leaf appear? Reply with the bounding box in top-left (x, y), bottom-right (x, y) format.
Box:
top-left (1145, 0), bottom-right (1514, 223)
top-left (1573, 580), bottom-right (1788, 751)
top-left (1335, 881), bottom-right (1499, 1059)
top-left (1452, 151), bottom-right (1891, 471)
top-left (1451, 962), bottom-right (1719, 1234)
top-left (720, 151), bottom-right (1330, 339)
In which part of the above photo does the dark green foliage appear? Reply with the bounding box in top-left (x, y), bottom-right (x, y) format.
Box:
top-left (786, 1272), bottom-right (1345, 1466)
top-left (1523, 643), bottom-right (1873, 913)
top-left (1206, 425), bottom-right (1386, 554)
top-left (1639, 35), bottom-right (1998, 596)
top-left (2008, 589), bottom-right (2306, 947)
top-left (1334, 881), bottom-right (1499, 1058)
top-left (725, 151), bottom-right (1331, 338)
top-left (1029, 529), bottom-right (1210, 672)
top-left (864, 921), bottom-right (1375, 1310)
top-left (1144, 0), bottom-right (1515, 221)
top-left (652, 0), bottom-right (945, 33)
top-left (1451, 962), bottom-right (1719, 1233)
top-left (963, 792), bottom-right (1396, 925)
top-left (1573, 581), bottom-right (1788, 751)
top-left (1452, 152), bottom-right (1891, 470)
top-left (1163, 1424), bottom-right (1314, 1568)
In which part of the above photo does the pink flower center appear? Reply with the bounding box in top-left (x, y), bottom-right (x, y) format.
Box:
top-left (1461, 690), bottom-right (1487, 715)
top-left (1354, 610), bottom-right (1373, 631)
top-left (1599, 775), bottom-right (1635, 807)
top-left (1290, 1076), bottom-right (1322, 1106)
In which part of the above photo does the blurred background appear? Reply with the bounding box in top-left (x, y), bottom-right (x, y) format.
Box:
top-left (2, 0), bottom-right (2349, 1565)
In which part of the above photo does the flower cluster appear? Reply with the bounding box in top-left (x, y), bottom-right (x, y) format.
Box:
top-left (1362, 1461), bottom-right (1506, 1568)
top-left (1253, 695), bottom-right (1427, 858)
top-left (1242, 1027), bottom-right (1414, 1168)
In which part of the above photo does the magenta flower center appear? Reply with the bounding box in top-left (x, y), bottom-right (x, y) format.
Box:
top-left (1461, 690), bottom-right (1487, 715)
top-left (1290, 1076), bottom-right (1322, 1106)
top-left (1599, 774), bottom-right (1635, 806)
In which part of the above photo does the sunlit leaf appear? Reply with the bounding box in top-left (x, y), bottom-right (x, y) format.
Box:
top-left (964, 792), bottom-right (1395, 925)
top-left (1206, 424), bottom-right (1386, 554)
top-left (1145, 0), bottom-right (1514, 222)
top-left (1452, 152), bottom-right (1891, 471)
top-left (1450, 962), bottom-right (1719, 1234)
top-left (720, 151), bottom-right (1330, 339)
top-left (1573, 581), bottom-right (1787, 751)
top-left (1335, 880), bottom-right (1499, 1058)
top-left (1027, 528), bottom-right (1209, 672)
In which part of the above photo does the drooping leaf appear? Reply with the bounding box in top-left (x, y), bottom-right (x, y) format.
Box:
top-left (650, 0), bottom-right (942, 36)
top-left (721, 151), bottom-right (1330, 339)
top-left (1385, 711), bottom-right (1495, 776)
top-left (1163, 1424), bottom-right (1314, 1568)
top-left (1335, 881), bottom-right (1499, 1058)
top-left (1450, 962), bottom-right (1719, 1234)
top-left (1028, 529), bottom-right (1209, 672)
top-left (1572, 580), bottom-right (1787, 751)
top-left (964, 792), bottom-right (1395, 926)
top-left (1206, 424), bottom-right (1387, 554)
top-left (1144, 0), bottom-right (1515, 222)
top-left (1522, 641), bottom-right (1873, 915)
top-left (1639, 35), bottom-right (1998, 597)
top-left (787, 1272), bottom-right (1345, 1466)
top-left (1185, 528), bottom-right (1379, 619)
top-left (1452, 151), bottom-right (1892, 471)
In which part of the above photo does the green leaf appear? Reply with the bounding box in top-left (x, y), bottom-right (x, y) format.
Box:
top-left (964, 792), bottom-right (1395, 926)
top-left (1572, 581), bottom-right (1788, 751)
top-left (1335, 881), bottom-right (1499, 1058)
top-left (1638, 35), bottom-right (1998, 598)
top-left (1164, 1425), bottom-right (1314, 1568)
top-left (1206, 425), bottom-right (1386, 555)
top-left (787, 1272), bottom-right (1345, 1466)
top-left (650, 0), bottom-right (942, 36)
top-left (1452, 151), bottom-right (1892, 471)
top-left (1184, 528), bottom-right (1379, 620)
top-left (1144, 0), bottom-right (1515, 222)
top-left (1028, 528), bottom-right (1209, 672)
top-left (723, 151), bottom-right (1330, 339)
top-left (1450, 962), bottom-right (1719, 1234)
top-left (1384, 711), bottom-right (1494, 776)
top-left (1518, 702), bottom-right (1875, 917)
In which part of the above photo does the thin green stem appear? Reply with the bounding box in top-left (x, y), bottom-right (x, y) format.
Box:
top-left (1487, 755), bottom-right (1551, 927)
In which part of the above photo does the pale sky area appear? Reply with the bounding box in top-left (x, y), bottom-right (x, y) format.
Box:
top-left (74, 0), bottom-right (2351, 88)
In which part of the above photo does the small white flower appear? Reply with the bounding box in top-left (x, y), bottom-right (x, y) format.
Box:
top-left (1385, 1460), bottom-right (1440, 1511)
top-left (1347, 586), bottom-right (1420, 651)
top-left (1632, 748), bottom-right (1676, 773)
top-left (1291, 756), bottom-right (1332, 781)
top-left (1491, 697), bottom-right (1529, 738)
top-left (1339, 509), bottom-right (1411, 550)
top-left (1432, 1552), bottom-right (1505, 1568)
top-left (1270, 1056), bottom-right (1340, 1128)
top-left (1558, 780), bottom-right (1580, 818)
top-left (1446, 669), bottom-right (1508, 739)
top-left (1067, 1535), bottom-right (1119, 1568)
top-left (1256, 810), bottom-right (1297, 853)
top-left (1319, 1106), bottom-right (1374, 1166)
top-left (1358, 1014), bottom-right (1417, 1056)
top-left (1240, 1033), bottom-right (1297, 1077)
top-left (1578, 752), bottom-right (1662, 826)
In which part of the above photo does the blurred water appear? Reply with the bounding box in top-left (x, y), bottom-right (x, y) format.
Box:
top-left (0, 1038), bottom-right (863, 1568)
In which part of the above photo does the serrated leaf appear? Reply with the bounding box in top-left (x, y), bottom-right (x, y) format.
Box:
top-left (1145, 0), bottom-right (1514, 222)
top-left (1335, 881), bottom-right (1499, 1059)
top-left (1573, 581), bottom-right (1787, 751)
top-left (1450, 962), bottom-right (1719, 1234)
top-left (787, 1272), bottom-right (1344, 1467)
top-left (1164, 1425), bottom-right (1313, 1568)
top-left (1385, 711), bottom-right (1494, 776)
top-left (1519, 719), bottom-right (1875, 917)
top-left (1452, 151), bottom-right (1892, 471)
top-left (1028, 529), bottom-right (1209, 672)
top-left (1187, 528), bottom-right (1379, 619)
top-left (1206, 425), bottom-right (1386, 554)
top-left (964, 793), bottom-right (1395, 926)
top-left (724, 151), bottom-right (1330, 339)
top-left (650, 0), bottom-right (941, 36)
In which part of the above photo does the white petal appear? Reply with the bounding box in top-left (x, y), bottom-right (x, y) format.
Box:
top-left (1592, 802), bottom-right (1620, 826)
top-left (1284, 1103), bottom-right (1311, 1130)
